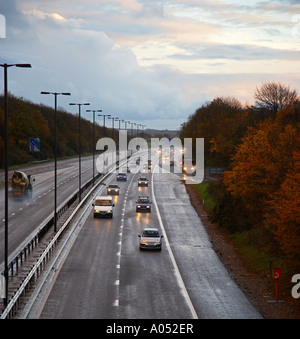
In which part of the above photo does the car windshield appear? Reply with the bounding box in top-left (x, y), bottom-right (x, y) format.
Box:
top-left (118, 173), bottom-right (126, 176)
top-left (139, 198), bottom-right (149, 203)
top-left (139, 178), bottom-right (147, 181)
top-left (95, 199), bottom-right (111, 206)
top-left (142, 230), bottom-right (159, 237)
top-left (109, 185), bottom-right (118, 188)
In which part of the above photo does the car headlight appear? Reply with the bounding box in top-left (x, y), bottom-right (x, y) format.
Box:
top-left (95, 209), bottom-right (99, 213)
top-left (146, 206), bottom-right (150, 208)
top-left (137, 205), bottom-right (141, 208)
top-left (107, 210), bottom-right (112, 213)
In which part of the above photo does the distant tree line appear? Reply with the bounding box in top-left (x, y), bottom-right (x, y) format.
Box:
top-left (180, 82), bottom-right (300, 261)
top-left (0, 94), bottom-right (111, 168)
top-left (0, 94), bottom-right (158, 169)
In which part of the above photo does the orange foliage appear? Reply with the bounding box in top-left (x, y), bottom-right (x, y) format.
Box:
top-left (223, 103), bottom-right (300, 258)
top-left (265, 150), bottom-right (300, 259)
top-left (223, 120), bottom-right (288, 207)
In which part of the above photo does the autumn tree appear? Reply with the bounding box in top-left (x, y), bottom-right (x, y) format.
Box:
top-left (254, 82), bottom-right (298, 113)
top-left (0, 94), bottom-right (107, 168)
top-left (180, 97), bottom-right (249, 166)
top-left (223, 102), bottom-right (300, 257)
top-left (224, 121), bottom-right (276, 226)
top-left (265, 149), bottom-right (300, 259)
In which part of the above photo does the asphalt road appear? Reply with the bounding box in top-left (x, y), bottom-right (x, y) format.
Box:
top-left (0, 156), bottom-right (95, 269)
top-left (36, 160), bottom-right (262, 319)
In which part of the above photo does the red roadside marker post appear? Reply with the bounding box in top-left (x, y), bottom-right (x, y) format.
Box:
top-left (273, 268), bottom-right (281, 303)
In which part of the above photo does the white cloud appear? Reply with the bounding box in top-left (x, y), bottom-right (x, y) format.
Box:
top-left (0, 0), bottom-right (191, 128)
top-left (0, 0), bottom-right (299, 130)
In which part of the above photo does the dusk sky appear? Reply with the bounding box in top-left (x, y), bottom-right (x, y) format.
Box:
top-left (1, 0), bottom-right (300, 130)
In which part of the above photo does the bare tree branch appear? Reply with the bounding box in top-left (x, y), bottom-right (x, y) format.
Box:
top-left (254, 82), bottom-right (299, 113)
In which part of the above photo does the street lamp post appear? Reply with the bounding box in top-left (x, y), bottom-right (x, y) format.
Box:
top-left (118, 119), bottom-right (124, 130)
top-left (137, 123), bottom-right (142, 136)
top-left (69, 102), bottom-right (90, 202)
top-left (108, 116), bottom-right (119, 139)
top-left (98, 114), bottom-right (111, 137)
top-left (141, 124), bottom-right (146, 138)
top-left (40, 91), bottom-right (71, 232)
top-left (86, 109), bottom-right (102, 186)
top-left (127, 121), bottom-right (132, 139)
top-left (0, 63), bottom-right (31, 306)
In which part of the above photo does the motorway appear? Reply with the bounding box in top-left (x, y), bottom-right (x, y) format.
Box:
top-left (0, 156), bottom-right (94, 270)
top-left (16, 155), bottom-right (262, 319)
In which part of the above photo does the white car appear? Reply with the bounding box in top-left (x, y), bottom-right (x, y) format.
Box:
top-left (92, 196), bottom-right (115, 218)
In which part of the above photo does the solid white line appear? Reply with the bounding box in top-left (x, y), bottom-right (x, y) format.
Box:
top-left (151, 169), bottom-right (198, 319)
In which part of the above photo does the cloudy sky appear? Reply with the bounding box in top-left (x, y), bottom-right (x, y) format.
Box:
top-left (0, 0), bottom-right (299, 130)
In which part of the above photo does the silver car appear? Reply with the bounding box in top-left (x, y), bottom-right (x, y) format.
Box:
top-left (138, 228), bottom-right (163, 251)
top-left (107, 184), bottom-right (120, 195)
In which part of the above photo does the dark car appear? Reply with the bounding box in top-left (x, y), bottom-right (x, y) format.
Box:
top-left (138, 228), bottom-right (163, 251)
top-left (107, 184), bottom-right (120, 195)
top-left (117, 172), bottom-right (127, 181)
top-left (138, 177), bottom-right (148, 187)
top-left (136, 196), bottom-right (152, 212)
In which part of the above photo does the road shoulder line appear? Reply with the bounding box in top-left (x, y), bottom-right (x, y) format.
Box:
top-left (151, 169), bottom-right (198, 319)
